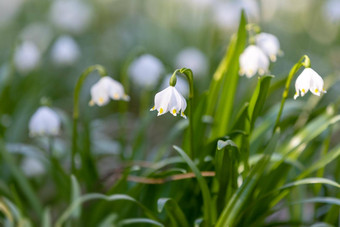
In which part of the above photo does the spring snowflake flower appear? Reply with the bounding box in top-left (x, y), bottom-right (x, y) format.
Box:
top-left (128, 54), bottom-right (164, 88)
top-left (89, 77), bottom-right (129, 106)
top-left (294, 68), bottom-right (326, 99)
top-left (49, 0), bottom-right (92, 34)
top-left (175, 48), bottom-right (208, 77)
top-left (150, 86), bottom-right (187, 118)
top-left (161, 74), bottom-right (189, 98)
top-left (29, 107), bottom-right (61, 137)
top-left (255, 32), bottom-right (281, 62)
top-left (239, 45), bottom-right (269, 78)
top-left (14, 41), bottom-right (41, 74)
top-left (51, 35), bottom-right (80, 66)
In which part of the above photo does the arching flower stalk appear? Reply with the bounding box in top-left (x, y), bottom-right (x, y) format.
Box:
top-left (151, 68), bottom-right (195, 159)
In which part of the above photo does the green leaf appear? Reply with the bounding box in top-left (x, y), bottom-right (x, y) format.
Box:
top-left (215, 139), bottom-right (239, 213)
top-left (118, 218), bottom-right (164, 227)
top-left (279, 177), bottom-right (340, 190)
top-left (42, 208), bottom-right (52, 227)
top-left (157, 198), bottom-right (190, 227)
top-left (206, 10), bottom-right (247, 140)
top-left (55, 194), bottom-right (160, 227)
top-left (247, 75), bottom-right (274, 132)
top-left (71, 175), bottom-right (81, 219)
top-left (291, 197), bottom-right (340, 206)
top-left (173, 145), bottom-right (216, 226)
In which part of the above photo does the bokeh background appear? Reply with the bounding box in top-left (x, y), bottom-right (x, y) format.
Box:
top-left (0, 0), bottom-right (340, 224)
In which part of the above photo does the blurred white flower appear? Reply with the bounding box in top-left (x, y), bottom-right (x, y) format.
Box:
top-left (150, 86), bottom-right (187, 118)
top-left (161, 74), bottom-right (189, 98)
top-left (51, 35), bottom-right (80, 66)
top-left (128, 54), bottom-right (164, 88)
top-left (0, 0), bottom-right (23, 26)
top-left (239, 45), bottom-right (269, 78)
top-left (14, 41), bottom-right (41, 74)
top-left (21, 157), bottom-right (45, 177)
top-left (175, 48), bottom-right (208, 77)
top-left (255, 32), bottom-right (281, 62)
top-left (213, 0), bottom-right (259, 30)
top-left (49, 0), bottom-right (92, 33)
top-left (294, 68), bottom-right (326, 100)
top-left (324, 0), bottom-right (340, 23)
top-left (29, 107), bottom-right (61, 137)
top-left (89, 77), bottom-right (130, 106)
top-left (20, 23), bottom-right (53, 53)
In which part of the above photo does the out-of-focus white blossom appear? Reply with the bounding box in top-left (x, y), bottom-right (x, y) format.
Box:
top-left (239, 45), bottom-right (269, 78)
top-left (0, 0), bottom-right (23, 26)
top-left (29, 107), bottom-right (61, 137)
top-left (323, 0), bottom-right (340, 23)
top-left (213, 0), bottom-right (259, 30)
top-left (128, 54), bottom-right (164, 88)
top-left (150, 86), bottom-right (187, 118)
top-left (175, 48), bottom-right (208, 77)
top-left (49, 0), bottom-right (93, 34)
top-left (161, 74), bottom-right (189, 98)
top-left (294, 68), bottom-right (326, 99)
top-left (89, 77), bottom-right (130, 106)
top-left (255, 32), bottom-right (281, 62)
top-left (21, 157), bottom-right (45, 177)
top-left (20, 23), bottom-right (53, 53)
top-left (14, 41), bottom-right (41, 74)
top-left (51, 35), bottom-right (80, 66)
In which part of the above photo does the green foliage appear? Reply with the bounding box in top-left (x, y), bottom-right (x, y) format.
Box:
top-left (0, 3), bottom-right (340, 227)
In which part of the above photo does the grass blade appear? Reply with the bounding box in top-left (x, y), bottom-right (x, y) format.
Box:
top-left (157, 198), bottom-right (190, 227)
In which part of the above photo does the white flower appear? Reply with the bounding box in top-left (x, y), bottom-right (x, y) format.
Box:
top-left (89, 77), bottom-right (129, 106)
top-left (128, 54), bottom-right (164, 88)
top-left (239, 45), bottom-right (269, 78)
top-left (14, 41), bottom-right (41, 74)
top-left (323, 0), bottom-right (340, 23)
top-left (294, 68), bottom-right (327, 99)
top-left (175, 48), bottom-right (208, 77)
top-left (29, 107), bottom-right (61, 137)
top-left (256, 32), bottom-right (281, 62)
top-left (150, 86), bottom-right (187, 118)
top-left (21, 157), bottom-right (45, 177)
top-left (49, 0), bottom-right (92, 34)
top-left (51, 35), bottom-right (80, 66)
top-left (20, 23), bottom-right (53, 53)
top-left (161, 74), bottom-right (189, 98)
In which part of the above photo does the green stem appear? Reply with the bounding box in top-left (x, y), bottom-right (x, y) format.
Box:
top-left (273, 55), bottom-right (310, 133)
top-left (172, 68), bottom-right (195, 159)
top-left (72, 65), bottom-right (107, 174)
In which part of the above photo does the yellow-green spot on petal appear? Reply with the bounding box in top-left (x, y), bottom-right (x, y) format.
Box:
top-left (99, 97), bottom-right (104, 104)
top-left (113, 93), bottom-right (119, 99)
top-left (301, 89), bottom-right (305, 93)
top-left (172, 109), bottom-right (176, 114)
top-left (151, 106), bottom-right (155, 111)
top-left (160, 108), bottom-right (163, 114)
top-left (315, 88), bottom-right (319, 93)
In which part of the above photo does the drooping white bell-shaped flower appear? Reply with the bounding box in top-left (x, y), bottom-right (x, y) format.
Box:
top-left (239, 45), bottom-right (269, 78)
top-left (89, 76), bottom-right (130, 106)
top-left (175, 48), bottom-right (208, 77)
top-left (294, 68), bottom-right (327, 99)
top-left (49, 0), bottom-right (92, 34)
top-left (21, 157), bottom-right (45, 177)
top-left (255, 32), bottom-right (281, 62)
top-left (128, 54), bottom-right (164, 88)
top-left (51, 35), bottom-right (80, 66)
top-left (14, 41), bottom-right (41, 74)
top-left (161, 74), bottom-right (189, 98)
top-left (29, 106), bottom-right (61, 137)
top-left (150, 86), bottom-right (187, 118)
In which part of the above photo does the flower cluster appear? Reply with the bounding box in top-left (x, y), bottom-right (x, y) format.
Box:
top-left (239, 32), bottom-right (281, 78)
top-left (89, 76), bottom-right (130, 106)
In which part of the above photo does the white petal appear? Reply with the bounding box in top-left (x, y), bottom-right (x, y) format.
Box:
top-left (295, 68), bottom-right (311, 97)
top-left (239, 45), bottom-right (269, 78)
top-left (255, 32), bottom-right (280, 61)
top-left (29, 107), bottom-right (60, 137)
